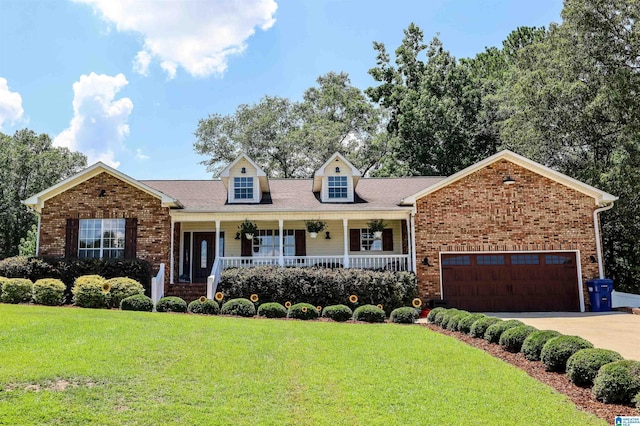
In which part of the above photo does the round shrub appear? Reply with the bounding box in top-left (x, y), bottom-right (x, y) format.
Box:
top-left (458, 313), bottom-right (486, 334)
top-left (322, 304), bottom-right (353, 322)
top-left (592, 360), bottom-right (640, 404)
top-left (0, 276), bottom-right (8, 299)
top-left (104, 277), bottom-right (144, 308)
top-left (484, 319), bottom-right (524, 344)
top-left (353, 304), bottom-right (386, 323)
top-left (72, 275), bottom-right (107, 308)
top-left (188, 298), bottom-right (220, 315)
top-left (257, 302), bottom-right (287, 318)
top-left (426, 306), bottom-right (446, 323)
top-left (446, 311), bottom-right (471, 331)
top-left (32, 278), bottom-right (66, 306)
top-left (0, 278), bottom-right (33, 304)
top-left (433, 310), bottom-right (449, 326)
top-left (156, 296), bottom-right (188, 313)
top-left (499, 325), bottom-right (537, 353)
top-left (390, 307), bottom-right (419, 324)
top-left (469, 317), bottom-right (502, 338)
top-left (540, 335), bottom-right (594, 372)
top-left (635, 391), bottom-right (640, 410)
top-left (221, 298), bottom-right (256, 317)
top-left (439, 308), bottom-right (461, 329)
top-left (288, 303), bottom-right (319, 320)
top-left (566, 348), bottom-right (624, 387)
top-left (120, 294), bottom-right (154, 312)
top-left (521, 330), bottom-right (562, 361)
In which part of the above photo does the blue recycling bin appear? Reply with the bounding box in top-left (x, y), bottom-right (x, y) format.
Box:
top-left (586, 279), bottom-right (614, 312)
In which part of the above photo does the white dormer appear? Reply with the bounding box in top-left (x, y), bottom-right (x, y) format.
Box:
top-left (219, 153), bottom-right (269, 203)
top-left (312, 153), bottom-right (361, 203)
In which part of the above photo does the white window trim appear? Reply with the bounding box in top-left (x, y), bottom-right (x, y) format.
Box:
top-left (78, 218), bottom-right (125, 259)
top-left (360, 228), bottom-right (382, 252)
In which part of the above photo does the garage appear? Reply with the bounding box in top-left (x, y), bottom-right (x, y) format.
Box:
top-left (441, 252), bottom-right (581, 312)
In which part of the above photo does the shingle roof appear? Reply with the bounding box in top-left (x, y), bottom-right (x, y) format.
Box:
top-left (141, 177), bottom-right (444, 212)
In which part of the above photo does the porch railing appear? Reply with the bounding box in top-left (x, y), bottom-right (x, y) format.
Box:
top-left (151, 263), bottom-right (165, 307)
top-left (218, 254), bottom-right (409, 272)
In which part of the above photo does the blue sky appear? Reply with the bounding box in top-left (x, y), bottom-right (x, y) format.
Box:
top-left (0, 0), bottom-right (563, 180)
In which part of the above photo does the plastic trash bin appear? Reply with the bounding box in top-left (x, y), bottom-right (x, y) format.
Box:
top-left (586, 279), bottom-right (614, 312)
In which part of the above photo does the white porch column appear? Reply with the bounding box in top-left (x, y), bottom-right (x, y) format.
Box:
top-left (343, 218), bottom-right (350, 268)
top-left (215, 219), bottom-right (221, 260)
top-left (278, 219), bottom-right (284, 266)
top-left (406, 214), bottom-right (412, 272)
top-left (410, 213), bottom-right (417, 273)
top-left (170, 218), bottom-right (175, 284)
top-left (35, 213), bottom-right (41, 256)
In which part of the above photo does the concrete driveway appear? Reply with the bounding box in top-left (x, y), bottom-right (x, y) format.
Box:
top-left (489, 312), bottom-right (640, 361)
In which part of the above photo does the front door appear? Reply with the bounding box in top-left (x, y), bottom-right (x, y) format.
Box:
top-left (192, 232), bottom-right (215, 283)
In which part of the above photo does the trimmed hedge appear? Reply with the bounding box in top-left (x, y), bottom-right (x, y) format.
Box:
top-left (72, 275), bottom-right (107, 308)
top-left (120, 294), bottom-right (154, 312)
top-left (156, 296), bottom-right (188, 313)
top-left (521, 330), bottom-right (562, 361)
top-left (353, 304), bottom-right (386, 323)
top-left (322, 304), bottom-right (353, 322)
top-left (566, 348), bottom-right (624, 387)
top-left (217, 266), bottom-right (417, 311)
top-left (221, 298), bottom-right (256, 317)
top-left (439, 309), bottom-right (461, 329)
top-left (540, 335), bottom-right (593, 372)
top-left (188, 298), bottom-right (220, 315)
top-left (458, 313), bottom-right (486, 334)
top-left (592, 360), bottom-right (640, 404)
top-left (32, 278), bottom-right (66, 306)
top-left (470, 317), bottom-right (502, 338)
top-left (499, 325), bottom-right (537, 353)
top-left (257, 302), bottom-right (287, 318)
top-left (426, 306), bottom-right (446, 324)
top-left (446, 311), bottom-right (471, 331)
top-left (0, 278), bottom-right (33, 304)
top-left (0, 276), bottom-right (8, 299)
top-left (105, 277), bottom-right (144, 308)
top-left (288, 303), bottom-right (319, 320)
top-left (433, 310), bottom-right (449, 326)
top-left (390, 307), bottom-right (419, 324)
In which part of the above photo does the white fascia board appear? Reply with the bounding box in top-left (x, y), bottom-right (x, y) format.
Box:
top-left (312, 152), bottom-right (361, 192)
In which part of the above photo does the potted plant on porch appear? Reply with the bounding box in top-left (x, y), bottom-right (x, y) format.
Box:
top-left (305, 220), bottom-right (326, 239)
top-left (367, 219), bottom-right (386, 240)
top-left (238, 220), bottom-right (258, 240)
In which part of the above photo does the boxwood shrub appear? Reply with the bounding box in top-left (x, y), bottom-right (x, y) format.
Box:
top-left (390, 307), bottom-right (419, 324)
top-left (592, 360), bottom-right (640, 404)
top-left (566, 348), bottom-right (624, 387)
top-left (433, 310), bottom-right (449, 326)
top-left (0, 278), bottom-right (33, 304)
top-left (521, 330), bottom-right (562, 361)
top-left (484, 320), bottom-right (524, 343)
top-left (32, 278), bottom-right (66, 306)
top-left (353, 304), bottom-right (386, 323)
top-left (439, 308), bottom-right (461, 329)
top-left (257, 302), bottom-right (287, 318)
top-left (426, 306), bottom-right (446, 323)
top-left (499, 325), bottom-right (537, 353)
top-left (540, 335), bottom-right (594, 372)
top-left (120, 294), bottom-right (154, 312)
top-left (156, 296), bottom-right (188, 313)
top-left (105, 277), bottom-right (144, 308)
top-left (635, 391), bottom-right (640, 409)
top-left (288, 303), bottom-right (319, 320)
top-left (446, 311), bottom-right (471, 331)
top-left (322, 304), bottom-right (353, 322)
top-left (72, 275), bottom-right (107, 308)
top-left (221, 298), bottom-right (256, 317)
top-left (458, 313), bottom-right (486, 334)
top-left (0, 276), bottom-right (8, 299)
top-left (470, 317), bottom-right (502, 338)
top-left (188, 298), bottom-right (220, 315)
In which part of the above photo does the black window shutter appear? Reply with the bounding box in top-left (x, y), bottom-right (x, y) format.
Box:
top-left (241, 235), bottom-right (252, 257)
top-left (124, 218), bottom-right (138, 259)
top-left (349, 229), bottom-right (361, 252)
top-left (65, 218), bottom-right (79, 258)
top-left (294, 230), bottom-right (306, 256)
top-left (401, 219), bottom-right (408, 254)
top-left (382, 229), bottom-right (393, 251)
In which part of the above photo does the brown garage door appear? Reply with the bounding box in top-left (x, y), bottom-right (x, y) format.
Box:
top-left (441, 252), bottom-right (580, 312)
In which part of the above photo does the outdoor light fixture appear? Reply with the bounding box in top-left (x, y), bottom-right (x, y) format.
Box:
top-left (422, 257), bottom-right (431, 266)
top-left (502, 175), bottom-right (516, 185)
top-left (325, 231), bottom-right (331, 240)
top-left (98, 189), bottom-right (106, 197)
top-left (335, 167), bottom-right (340, 173)
top-left (590, 255), bottom-right (597, 263)
top-left (241, 167), bottom-right (246, 174)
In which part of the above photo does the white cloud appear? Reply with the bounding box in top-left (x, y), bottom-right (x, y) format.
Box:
top-left (0, 78), bottom-right (25, 130)
top-left (75, 0), bottom-right (278, 79)
top-left (53, 72), bottom-right (133, 168)
top-left (135, 149), bottom-right (149, 160)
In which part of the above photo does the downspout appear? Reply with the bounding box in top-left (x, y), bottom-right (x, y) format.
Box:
top-left (593, 202), bottom-right (614, 279)
top-left (35, 213), bottom-right (41, 256)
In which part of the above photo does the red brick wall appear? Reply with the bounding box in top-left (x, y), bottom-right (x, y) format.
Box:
top-left (414, 159), bottom-right (601, 303)
top-left (38, 172), bottom-right (171, 287)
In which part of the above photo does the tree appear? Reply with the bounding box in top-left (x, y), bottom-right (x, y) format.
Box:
top-left (0, 129), bottom-right (86, 259)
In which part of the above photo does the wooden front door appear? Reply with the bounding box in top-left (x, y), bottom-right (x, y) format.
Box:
top-left (192, 232), bottom-right (215, 283)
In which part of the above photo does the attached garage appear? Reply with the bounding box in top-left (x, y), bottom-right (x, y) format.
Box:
top-left (440, 252), bottom-right (581, 312)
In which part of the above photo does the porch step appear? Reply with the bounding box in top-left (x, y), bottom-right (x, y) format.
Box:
top-left (167, 283), bottom-right (207, 302)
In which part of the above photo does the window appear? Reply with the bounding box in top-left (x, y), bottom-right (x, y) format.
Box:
top-left (251, 230), bottom-right (296, 257)
top-left (328, 176), bottom-right (348, 199)
top-left (477, 255), bottom-right (505, 265)
top-left (79, 219), bottom-right (125, 259)
top-left (442, 255), bottom-right (471, 266)
top-left (545, 255), bottom-right (572, 265)
top-left (360, 229), bottom-right (382, 251)
top-left (511, 254), bottom-right (539, 265)
top-left (234, 177), bottom-right (253, 199)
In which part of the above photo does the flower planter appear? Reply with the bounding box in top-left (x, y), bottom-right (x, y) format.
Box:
top-left (309, 232), bottom-right (318, 239)
top-left (419, 308), bottom-right (431, 318)
top-left (245, 233), bottom-right (253, 240)
top-left (373, 231), bottom-right (383, 239)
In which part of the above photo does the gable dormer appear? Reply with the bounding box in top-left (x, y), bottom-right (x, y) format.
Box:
top-left (219, 153), bottom-right (269, 203)
top-left (312, 153), bottom-right (361, 203)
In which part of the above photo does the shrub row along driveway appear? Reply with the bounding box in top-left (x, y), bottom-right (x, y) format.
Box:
top-left (488, 312), bottom-right (640, 361)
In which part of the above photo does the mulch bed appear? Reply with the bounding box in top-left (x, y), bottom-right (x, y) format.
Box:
top-left (421, 323), bottom-right (639, 422)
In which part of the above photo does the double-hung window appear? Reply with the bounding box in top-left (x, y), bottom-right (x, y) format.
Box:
top-left (234, 177), bottom-right (253, 200)
top-left (78, 219), bottom-right (125, 259)
top-left (251, 229), bottom-right (296, 257)
top-left (328, 176), bottom-right (348, 199)
top-left (360, 229), bottom-right (382, 251)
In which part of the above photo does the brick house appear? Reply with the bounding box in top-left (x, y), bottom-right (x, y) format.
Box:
top-left (23, 150), bottom-right (616, 312)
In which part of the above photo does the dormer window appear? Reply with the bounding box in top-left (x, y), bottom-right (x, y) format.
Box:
top-left (328, 176), bottom-right (348, 199)
top-left (234, 177), bottom-right (253, 199)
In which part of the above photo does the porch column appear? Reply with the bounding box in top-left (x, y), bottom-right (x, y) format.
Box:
top-left (215, 219), bottom-right (221, 260)
top-left (406, 214), bottom-right (412, 272)
top-left (170, 218), bottom-right (175, 284)
top-left (410, 213), bottom-right (417, 273)
top-left (35, 213), bottom-right (41, 256)
top-left (278, 219), bottom-right (284, 266)
top-left (343, 218), bottom-right (350, 268)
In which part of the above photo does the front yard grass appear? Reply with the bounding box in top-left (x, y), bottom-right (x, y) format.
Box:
top-left (0, 304), bottom-right (605, 425)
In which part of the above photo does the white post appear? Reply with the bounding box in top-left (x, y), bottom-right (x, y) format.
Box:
top-left (215, 219), bottom-right (221, 259)
top-left (410, 213), bottom-right (417, 273)
top-left (406, 215), bottom-right (412, 271)
top-left (278, 219), bottom-right (284, 266)
top-left (170, 218), bottom-right (175, 284)
top-left (35, 213), bottom-right (41, 256)
top-left (343, 218), bottom-right (350, 268)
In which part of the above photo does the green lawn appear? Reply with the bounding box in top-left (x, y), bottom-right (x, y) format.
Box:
top-left (0, 304), bottom-right (604, 425)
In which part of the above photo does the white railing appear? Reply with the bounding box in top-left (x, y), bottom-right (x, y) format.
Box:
top-left (612, 290), bottom-right (640, 308)
top-left (218, 254), bottom-right (409, 271)
top-left (151, 263), bottom-right (165, 306)
top-left (350, 255), bottom-right (409, 271)
top-left (283, 256), bottom-right (344, 268)
top-left (221, 256), bottom-right (280, 268)
top-left (207, 257), bottom-right (223, 300)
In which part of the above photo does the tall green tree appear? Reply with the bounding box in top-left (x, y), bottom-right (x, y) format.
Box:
top-left (0, 129), bottom-right (86, 259)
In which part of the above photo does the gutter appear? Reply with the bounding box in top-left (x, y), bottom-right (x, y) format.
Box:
top-left (593, 202), bottom-right (614, 279)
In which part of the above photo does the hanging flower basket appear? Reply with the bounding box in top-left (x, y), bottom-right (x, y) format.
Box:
top-left (305, 220), bottom-right (326, 238)
top-left (367, 219), bottom-right (386, 239)
top-left (238, 220), bottom-right (258, 240)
